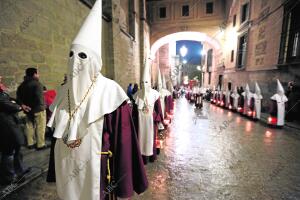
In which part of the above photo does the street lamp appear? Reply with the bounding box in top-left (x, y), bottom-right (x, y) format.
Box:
top-left (179, 46), bottom-right (188, 85)
top-left (180, 46), bottom-right (188, 57)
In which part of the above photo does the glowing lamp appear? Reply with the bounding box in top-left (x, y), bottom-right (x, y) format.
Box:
top-left (164, 119), bottom-right (170, 125)
top-left (220, 101), bottom-right (224, 106)
top-left (247, 111), bottom-right (252, 116)
top-left (268, 116), bottom-right (277, 125)
top-left (155, 139), bottom-right (163, 149)
top-left (229, 105), bottom-right (232, 109)
top-left (237, 107), bottom-right (243, 113)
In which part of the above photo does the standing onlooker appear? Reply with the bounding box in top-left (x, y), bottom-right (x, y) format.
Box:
top-left (0, 75), bottom-right (31, 185)
top-left (127, 83), bottom-right (132, 97)
top-left (286, 80), bottom-right (300, 122)
top-left (17, 68), bottom-right (47, 150)
top-left (132, 83), bottom-right (139, 95)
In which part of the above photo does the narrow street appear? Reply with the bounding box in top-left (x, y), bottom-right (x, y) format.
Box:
top-left (4, 98), bottom-right (300, 200)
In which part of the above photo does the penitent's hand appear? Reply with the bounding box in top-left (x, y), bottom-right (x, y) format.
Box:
top-left (67, 139), bottom-right (82, 148)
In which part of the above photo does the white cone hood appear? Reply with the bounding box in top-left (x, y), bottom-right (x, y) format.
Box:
top-left (72, 0), bottom-right (102, 66)
top-left (141, 58), bottom-right (152, 97)
top-left (157, 69), bottom-right (163, 91)
top-left (231, 86), bottom-right (239, 98)
top-left (255, 82), bottom-right (261, 95)
top-left (162, 74), bottom-right (167, 89)
top-left (50, 0), bottom-right (128, 142)
top-left (245, 84), bottom-right (250, 92)
top-left (277, 79), bottom-right (285, 96)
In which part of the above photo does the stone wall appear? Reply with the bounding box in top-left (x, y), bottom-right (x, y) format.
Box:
top-left (0, 0), bottom-right (92, 93)
top-left (1, 0), bottom-right (149, 94)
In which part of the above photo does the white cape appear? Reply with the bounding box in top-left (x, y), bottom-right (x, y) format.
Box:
top-left (48, 75), bottom-right (128, 200)
top-left (134, 89), bottom-right (160, 156)
top-left (271, 94), bottom-right (288, 126)
top-left (253, 94), bottom-right (263, 119)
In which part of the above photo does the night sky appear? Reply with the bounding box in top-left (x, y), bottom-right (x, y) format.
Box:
top-left (176, 40), bottom-right (203, 65)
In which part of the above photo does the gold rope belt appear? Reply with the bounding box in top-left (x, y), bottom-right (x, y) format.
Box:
top-left (99, 150), bottom-right (113, 184)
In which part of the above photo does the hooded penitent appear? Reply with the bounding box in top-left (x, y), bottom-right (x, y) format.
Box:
top-left (231, 86), bottom-right (240, 110)
top-left (270, 79), bottom-right (288, 126)
top-left (157, 69), bottom-right (165, 118)
top-left (253, 82), bottom-right (263, 119)
top-left (225, 88), bottom-right (231, 107)
top-left (47, 1), bottom-right (131, 199)
top-left (242, 83), bottom-right (253, 114)
top-left (134, 59), bottom-right (160, 156)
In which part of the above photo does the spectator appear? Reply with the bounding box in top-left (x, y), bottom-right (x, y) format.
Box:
top-left (16, 68), bottom-right (47, 150)
top-left (0, 76), bottom-right (31, 185)
top-left (132, 83), bottom-right (139, 95)
top-left (286, 80), bottom-right (300, 122)
top-left (127, 83), bottom-right (132, 98)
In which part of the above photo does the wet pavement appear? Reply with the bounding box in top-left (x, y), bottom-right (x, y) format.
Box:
top-left (3, 98), bottom-right (300, 200)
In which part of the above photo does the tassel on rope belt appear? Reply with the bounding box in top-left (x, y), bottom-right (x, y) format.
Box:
top-left (100, 150), bottom-right (113, 184)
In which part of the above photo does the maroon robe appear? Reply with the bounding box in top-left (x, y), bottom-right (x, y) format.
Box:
top-left (168, 95), bottom-right (174, 113)
top-left (47, 102), bottom-right (148, 199)
top-left (100, 102), bottom-right (148, 199)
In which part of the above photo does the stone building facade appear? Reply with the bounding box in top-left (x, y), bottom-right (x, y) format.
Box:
top-left (147, 0), bottom-right (300, 108)
top-left (146, 0), bottom-right (226, 86)
top-left (0, 0), bottom-right (150, 93)
top-left (219, 0), bottom-right (300, 104)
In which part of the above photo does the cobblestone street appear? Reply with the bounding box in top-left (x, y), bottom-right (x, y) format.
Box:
top-left (3, 98), bottom-right (300, 200)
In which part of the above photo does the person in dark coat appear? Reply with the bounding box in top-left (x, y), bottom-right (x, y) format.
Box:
top-left (132, 83), bottom-right (138, 95)
top-left (286, 81), bottom-right (300, 122)
top-left (0, 76), bottom-right (31, 185)
top-left (17, 68), bottom-right (47, 150)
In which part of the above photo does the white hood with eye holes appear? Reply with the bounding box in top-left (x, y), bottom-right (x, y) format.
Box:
top-left (134, 58), bottom-right (160, 110)
top-left (48, 0), bottom-right (128, 142)
top-left (47, 1), bottom-right (129, 199)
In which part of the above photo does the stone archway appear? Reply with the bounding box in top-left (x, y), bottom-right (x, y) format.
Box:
top-left (150, 31), bottom-right (223, 87)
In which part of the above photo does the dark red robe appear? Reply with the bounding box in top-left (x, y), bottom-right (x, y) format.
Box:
top-left (47, 102), bottom-right (148, 199)
top-left (100, 102), bottom-right (148, 199)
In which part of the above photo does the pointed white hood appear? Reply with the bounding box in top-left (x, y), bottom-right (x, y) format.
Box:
top-left (254, 82), bottom-right (263, 99)
top-left (141, 58), bottom-right (152, 97)
top-left (271, 79), bottom-right (288, 103)
top-left (276, 79), bottom-right (285, 96)
top-left (49, 0), bottom-right (128, 142)
top-left (231, 86), bottom-right (239, 98)
top-left (162, 73), bottom-right (171, 96)
top-left (162, 74), bottom-right (167, 89)
top-left (72, 0), bottom-right (102, 66)
top-left (245, 83), bottom-right (250, 93)
top-left (255, 82), bottom-right (261, 95)
top-left (157, 69), bottom-right (163, 92)
top-left (242, 83), bottom-right (251, 97)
